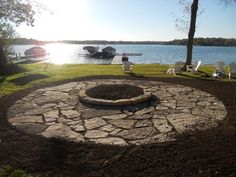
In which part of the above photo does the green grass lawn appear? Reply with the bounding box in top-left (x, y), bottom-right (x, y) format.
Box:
top-left (0, 165), bottom-right (46, 177)
top-left (0, 62), bottom-right (233, 96)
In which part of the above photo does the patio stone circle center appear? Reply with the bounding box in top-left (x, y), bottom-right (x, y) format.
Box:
top-left (7, 79), bottom-right (227, 146)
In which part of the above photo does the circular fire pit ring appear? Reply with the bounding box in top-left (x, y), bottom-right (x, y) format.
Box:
top-left (79, 84), bottom-right (152, 106)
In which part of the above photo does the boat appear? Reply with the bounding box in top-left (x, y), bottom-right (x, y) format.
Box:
top-left (82, 46), bottom-right (99, 55)
top-left (102, 46), bottom-right (116, 58)
top-left (24, 46), bottom-right (47, 57)
top-left (83, 46), bottom-right (116, 59)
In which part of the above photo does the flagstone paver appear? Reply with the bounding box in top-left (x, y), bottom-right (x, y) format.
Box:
top-left (7, 79), bottom-right (227, 146)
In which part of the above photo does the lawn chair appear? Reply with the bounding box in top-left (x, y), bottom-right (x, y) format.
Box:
top-left (186, 61), bottom-right (202, 73)
top-left (215, 61), bottom-right (225, 73)
top-left (212, 61), bottom-right (226, 78)
top-left (229, 62), bottom-right (236, 79)
top-left (122, 61), bottom-right (134, 73)
top-left (167, 61), bottom-right (184, 75)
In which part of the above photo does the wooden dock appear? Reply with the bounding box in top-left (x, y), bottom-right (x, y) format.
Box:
top-left (116, 53), bottom-right (142, 56)
top-left (111, 56), bottom-right (123, 64)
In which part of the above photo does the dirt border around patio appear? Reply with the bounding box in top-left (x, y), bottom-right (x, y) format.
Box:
top-left (0, 76), bottom-right (236, 177)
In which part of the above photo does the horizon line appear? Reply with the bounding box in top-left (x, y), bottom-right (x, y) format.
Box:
top-left (12, 37), bottom-right (236, 42)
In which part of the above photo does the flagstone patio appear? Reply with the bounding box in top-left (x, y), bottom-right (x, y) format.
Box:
top-left (7, 79), bottom-right (226, 146)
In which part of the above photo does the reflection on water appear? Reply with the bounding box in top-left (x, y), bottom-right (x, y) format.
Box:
top-left (9, 43), bottom-right (236, 64)
top-left (9, 43), bottom-right (113, 65)
top-left (45, 43), bottom-right (113, 64)
top-left (46, 43), bottom-right (80, 64)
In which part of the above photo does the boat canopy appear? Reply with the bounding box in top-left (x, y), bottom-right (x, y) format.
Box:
top-left (83, 46), bottom-right (99, 54)
top-left (102, 46), bottom-right (116, 54)
top-left (24, 46), bottom-right (46, 56)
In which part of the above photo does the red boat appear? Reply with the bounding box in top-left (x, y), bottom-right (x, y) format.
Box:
top-left (24, 46), bottom-right (47, 57)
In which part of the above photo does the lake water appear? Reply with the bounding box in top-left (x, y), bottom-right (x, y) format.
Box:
top-left (10, 44), bottom-right (236, 65)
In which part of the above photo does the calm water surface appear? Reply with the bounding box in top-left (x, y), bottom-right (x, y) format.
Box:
top-left (10, 44), bottom-right (236, 64)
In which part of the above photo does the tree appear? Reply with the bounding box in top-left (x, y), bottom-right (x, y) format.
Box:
top-left (186, 0), bottom-right (198, 66)
top-left (183, 0), bottom-right (236, 67)
top-left (0, 0), bottom-right (35, 69)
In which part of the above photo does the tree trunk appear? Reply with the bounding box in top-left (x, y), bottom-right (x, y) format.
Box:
top-left (0, 45), bottom-right (8, 69)
top-left (186, 0), bottom-right (198, 66)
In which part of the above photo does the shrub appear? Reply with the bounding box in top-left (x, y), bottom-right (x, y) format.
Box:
top-left (0, 165), bottom-right (46, 177)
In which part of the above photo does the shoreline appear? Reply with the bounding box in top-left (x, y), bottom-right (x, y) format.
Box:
top-left (8, 37), bottom-right (236, 47)
top-left (9, 44), bottom-right (236, 65)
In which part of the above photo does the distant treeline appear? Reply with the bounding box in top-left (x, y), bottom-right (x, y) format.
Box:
top-left (7, 37), bottom-right (236, 46)
top-left (168, 38), bottom-right (236, 46)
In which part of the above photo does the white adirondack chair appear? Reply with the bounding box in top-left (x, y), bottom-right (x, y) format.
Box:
top-left (212, 61), bottom-right (226, 78)
top-left (167, 61), bottom-right (184, 75)
top-left (186, 61), bottom-right (202, 73)
top-left (122, 61), bottom-right (134, 73)
top-left (229, 62), bottom-right (236, 79)
top-left (215, 61), bottom-right (225, 74)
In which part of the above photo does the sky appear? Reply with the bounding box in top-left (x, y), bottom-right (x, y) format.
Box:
top-left (16, 0), bottom-right (236, 41)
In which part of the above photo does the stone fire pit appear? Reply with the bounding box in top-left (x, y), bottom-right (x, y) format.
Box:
top-left (7, 79), bottom-right (227, 146)
top-left (79, 84), bottom-right (152, 106)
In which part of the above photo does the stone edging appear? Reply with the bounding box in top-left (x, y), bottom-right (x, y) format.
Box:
top-left (78, 87), bottom-right (152, 106)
